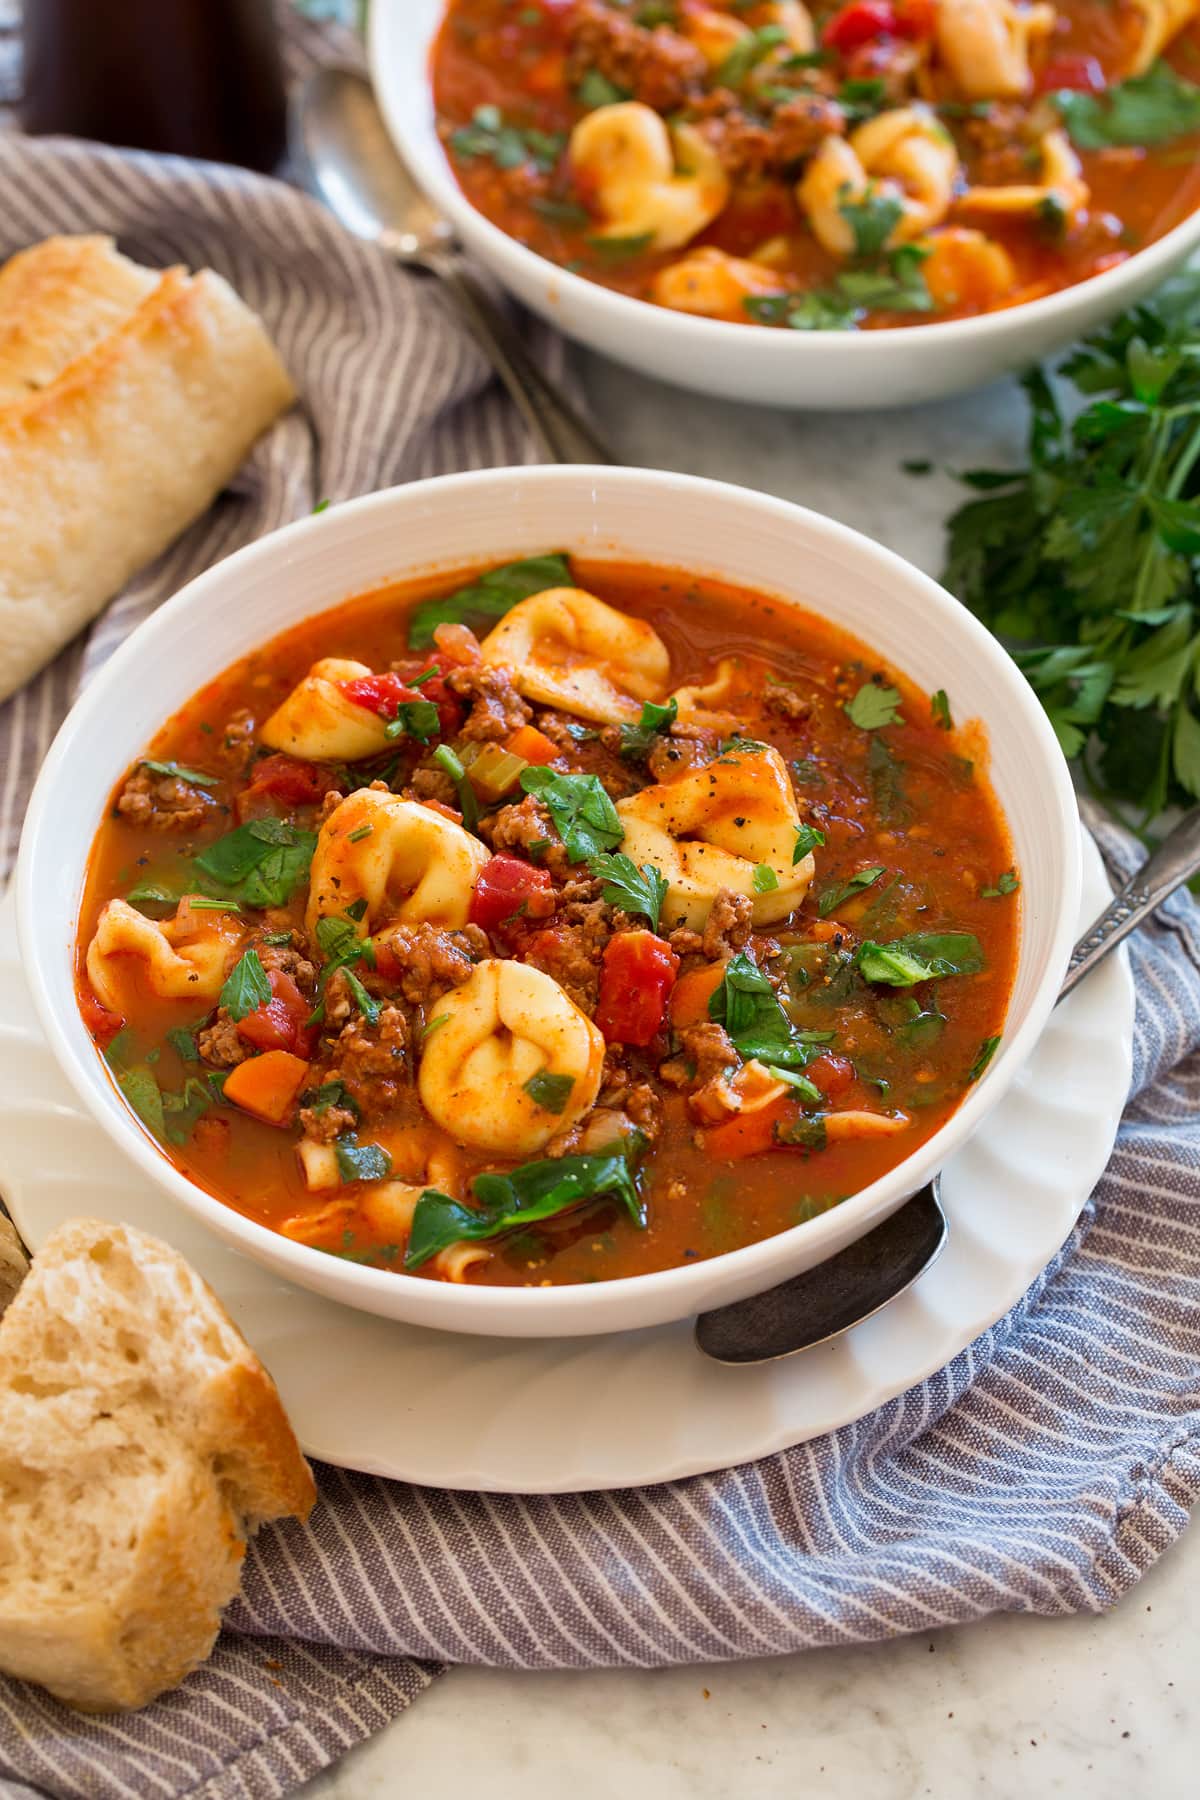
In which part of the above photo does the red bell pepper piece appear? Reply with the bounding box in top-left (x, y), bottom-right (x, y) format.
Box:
top-left (822, 0), bottom-right (932, 50)
top-left (595, 931), bottom-right (679, 1046)
top-left (79, 984), bottom-right (125, 1049)
top-left (468, 855), bottom-right (555, 933)
top-left (1037, 54), bottom-right (1105, 93)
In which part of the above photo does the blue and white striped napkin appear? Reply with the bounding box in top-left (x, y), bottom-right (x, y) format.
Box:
top-left (2, 11), bottom-right (1199, 1800)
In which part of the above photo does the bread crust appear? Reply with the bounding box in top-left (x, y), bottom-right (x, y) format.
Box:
top-left (0, 235), bottom-right (296, 702)
top-left (0, 1211), bottom-right (26, 1316)
top-left (0, 1218), bottom-right (315, 1712)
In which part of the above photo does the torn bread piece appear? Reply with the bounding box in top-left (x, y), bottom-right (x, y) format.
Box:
top-left (0, 235), bottom-right (296, 701)
top-left (0, 1218), bottom-right (315, 1711)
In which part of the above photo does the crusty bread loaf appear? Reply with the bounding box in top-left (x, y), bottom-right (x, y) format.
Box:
top-left (0, 1219), bottom-right (315, 1711)
top-left (0, 1210), bottom-right (27, 1315)
top-left (0, 235), bottom-right (296, 702)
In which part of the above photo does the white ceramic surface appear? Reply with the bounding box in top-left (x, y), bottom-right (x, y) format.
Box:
top-left (369, 0), bottom-right (1200, 410)
top-left (0, 833), bottom-right (1132, 1489)
top-left (16, 467), bottom-right (1080, 1338)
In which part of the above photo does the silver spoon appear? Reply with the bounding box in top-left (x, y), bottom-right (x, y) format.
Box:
top-left (290, 66), bottom-right (614, 467)
top-left (696, 804), bottom-right (1200, 1364)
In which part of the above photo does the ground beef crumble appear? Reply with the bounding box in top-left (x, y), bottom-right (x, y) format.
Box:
top-left (694, 90), bottom-right (846, 178)
top-left (446, 662), bottom-right (532, 741)
top-left (669, 887), bottom-right (753, 963)
top-left (659, 1020), bottom-right (740, 1122)
top-left (376, 922), bottom-right (489, 1007)
top-left (564, 1), bottom-right (707, 112)
top-left (309, 1001), bottom-right (412, 1122)
top-left (116, 768), bottom-right (213, 834)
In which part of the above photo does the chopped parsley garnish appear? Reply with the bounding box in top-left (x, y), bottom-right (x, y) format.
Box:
top-left (931, 688), bottom-right (953, 730)
top-left (792, 823), bottom-right (825, 862)
top-left (450, 105), bottom-right (564, 174)
top-left (981, 870), bottom-right (1020, 898)
top-left (817, 865), bottom-right (885, 917)
top-left (837, 184), bottom-right (903, 259)
top-left (575, 67), bottom-right (628, 109)
top-left (140, 760), bottom-right (217, 787)
top-left (405, 1145), bottom-right (645, 1269)
top-left (408, 553), bottom-right (572, 649)
top-left (385, 697), bottom-right (441, 743)
top-left (219, 949), bottom-right (271, 1021)
top-left (618, 696), bottom-right (678, 759)
top-left (586, 231), bottom-right (656, 263)
top-left (303, 1079), bottom-right (360, 1120)
top-left (532, 197), bottom-right (592, 228)
top-left (587, 851), bottom-right (669, 931)
top-left (334, 1135), bottom-right (393, 1183)
top-left (752, 863), bottom-right (779, 893)
top-left (308, 914), bottom-right (377, 1024)
top-left (745, 244), bottom-right (932, 331)
top-left (523, 1071), bottom-right (576, 1113)
top-left (1055, 60), bottom-right (1200, 150)
top-left (845, 682), bottom-right (903, 729)
top-left (520, 766), bottom-right (623, 862)
top-left (714, 22), bottom-right (788, 88)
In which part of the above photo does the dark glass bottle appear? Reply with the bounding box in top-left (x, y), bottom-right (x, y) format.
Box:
top-left (21, 0), bottom-right (287, 172)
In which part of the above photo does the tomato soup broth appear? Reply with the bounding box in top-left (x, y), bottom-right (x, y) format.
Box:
top-left (76, 561), bottom-right (1018, 1286)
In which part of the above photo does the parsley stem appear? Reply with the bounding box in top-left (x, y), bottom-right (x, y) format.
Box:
top-left (1166, 418), bottom-right (1200, 499)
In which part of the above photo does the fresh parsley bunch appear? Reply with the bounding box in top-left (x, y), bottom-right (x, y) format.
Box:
top-left (943, 272), bottom-right (1200, 819)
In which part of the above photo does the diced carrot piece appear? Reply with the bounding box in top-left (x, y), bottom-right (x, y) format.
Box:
top-left (668, 961), bottom-right (726, 1028)
top-left (705, 1095), bottom-right (797, 1161)
top-left (505, 724), bottom-right (560, 766)
top-left (223, 1050), bottom-right (310, 1127)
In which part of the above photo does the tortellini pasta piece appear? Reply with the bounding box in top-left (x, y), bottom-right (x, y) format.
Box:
top-left (651, 247), bottom-right (786, 320)
top-left (920, 227), bottom-right (1018, 310)
top-left (296, 1122), bottom-right (464, 1195)
top-left (616, 745), bottom-right (815, 930)
top-left (682, 1), bottom-right (814, 64)
top-left (934, 0), bottom-right (1056, 100)
top-left (86, 897), bottom-right (244, 1008)
top-left (1129, 0), bottom-right (1200, 75)
top-left (305, 788), bottom-right (490, 940)
top-left (568, 103), bottom-right (730, 252)
top-left (959, 129), bottom-right (1088, 226)
top-left (479, 587), bottom-right (670, 725)
top-left (260, 657), bottom-right (392, 763)
top-left (418, 959), bottom-right (605, 1158)
top-left (798, 108), bottom-right (959, 256)
top-left (671, 657), bottom-right (746, 732)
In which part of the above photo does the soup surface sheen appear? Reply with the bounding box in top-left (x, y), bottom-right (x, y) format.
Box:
top-left (76, 560), bottom-right (1017, 1286)
top-left (431, 0), bottom-right (1200, 331)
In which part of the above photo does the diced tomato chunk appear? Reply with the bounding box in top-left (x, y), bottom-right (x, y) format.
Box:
top-left (236, 969), bottom-right (314, 1055)
top-left (595, 931), bottom-right (680, 1046)
top-left (806, 1053), bottom-right (855, 1099)
top-left (1037, 53), bottom-right (1105, 93)
top-left (822, 0), bottom-right (932, 49)
top-left (245, 753), bottom-right (326, 806)
top-left (79, 985), bottom-right (124, 1049)
top-left (469, 855), bottom-right (555, 932)
top-left (339, 666), bottom-right (463, 739)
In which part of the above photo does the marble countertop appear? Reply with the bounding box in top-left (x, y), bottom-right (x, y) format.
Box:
top-left (302, 349), bottom-right (1195, 1800)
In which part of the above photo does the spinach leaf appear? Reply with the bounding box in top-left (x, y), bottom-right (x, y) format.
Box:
top-left (520, 767), bottom-right (623, 861)
top-left (857, 931), bottom-right (984, 986)
top-left (166, 1024), bottom-right (203, 1063)
top-left (967, 1034), bottom-right (1002, 1082)
top-left (816, 865), bottom-right (885, 917)
top-left (866, 734), bottom-right (908, 823)
top-left (576, 68), bottom-right (628, 108)
top-left (523, 1071), bottom-right (576, 1113)
top-left (334, 1135), bottom-right (393, 1183)
top-left (408, 553), bottom-right (572, 649)
top-left (708, 952), bottom-right (831, 1070)
top-left (160, 1076), bottom-right (214, 1145)
top-left (587, 851), bottom-right (668, 930)
top-left (619, 696), bottom-right (678, 760)
top-left (981, 869), bottom-right (1020, 897)
top-left (219, 949), bottom-right (271, 1021)
top-left (193, 818), bottom-right (317, 909)
top-left (405, 1147), bottom-right (644, 1269)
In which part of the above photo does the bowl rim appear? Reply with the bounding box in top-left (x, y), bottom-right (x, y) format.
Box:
top-left (17, 465), bottom-right (1082, 1331)
top-left (370, 0), bottom-right (1200, 358)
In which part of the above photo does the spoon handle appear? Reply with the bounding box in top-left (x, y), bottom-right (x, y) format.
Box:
top-left (1059, 805), bottom-right (1200, 998)
top-left (425, 250), bottom-right (615, 466)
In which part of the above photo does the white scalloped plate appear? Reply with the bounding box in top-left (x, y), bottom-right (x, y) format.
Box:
top-left (0, 831), bottom-right (1132, 1494)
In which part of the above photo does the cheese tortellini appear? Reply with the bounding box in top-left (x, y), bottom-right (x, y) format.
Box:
top-left (934, 0), bottom-right (1057, 100)
top-left (683, 1), bottom-right (814, 64)
top-left (418, 959), bottom-right (605, 1158)
top-left (1129, 0), bottom-right (1200, 74)
top-left (479, 587), bottom-right (671, 725)
top-left (960, 129), bottom-right (1088, 226)
top-left (86, 898), bottom-right (244, 1008)
top-left (616, 744), bottom-right (815, 930)
top-left (799, 108), bottom-right (959, 256)
top-left (260, 658), bottom-right (392, 763)
top-left (305, 788), bottom-right (490, 940)
top-left (651, 247), bottom-right (786, 320)
top-left (568, 102), bottom-right (730, 252)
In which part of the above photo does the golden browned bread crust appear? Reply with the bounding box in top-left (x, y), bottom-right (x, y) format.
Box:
top-left (0, 1218), bottom-right (315, 1711)
top-left (0, 235), bottom-right (296, 703)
